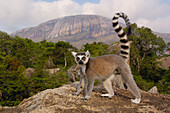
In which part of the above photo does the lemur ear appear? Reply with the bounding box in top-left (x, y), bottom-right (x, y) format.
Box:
top-left (72, 52), bottom-right (77, 57)
top-left (86, 50), bottom-right (90, 57)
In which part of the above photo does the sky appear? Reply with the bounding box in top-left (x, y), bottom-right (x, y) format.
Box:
top-left (0, 0), bottom-right (170, 34)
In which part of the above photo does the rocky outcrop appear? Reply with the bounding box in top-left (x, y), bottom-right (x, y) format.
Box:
top-left (158, 56), bottom-right (170, 70)
top-left (148, 86), bottom-right (159, 94)
top-left (0, 106), bottom-right (16, 113)
top-left (0, 105), bottom-right (2, 111)
top-left (25, 68), bottom-right (60, 78)
top-left (25, 68), bottom-right (35, 78)
top-left (46, 68), bottom-right (60, 75)
top-left (9, 83), bottom-right (170, 113)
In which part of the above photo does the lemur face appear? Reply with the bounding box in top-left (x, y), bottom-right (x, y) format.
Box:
top-left (72, 50), bottom-right (90, 65)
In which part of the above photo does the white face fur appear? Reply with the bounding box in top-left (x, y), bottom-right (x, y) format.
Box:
top-left (72, 50), bottom-right (90, 65)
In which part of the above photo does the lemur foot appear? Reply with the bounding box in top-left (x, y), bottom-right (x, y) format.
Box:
top-left (131, 98), bottom-right (141, 104)
top-left (101, 93), bottom-right (114, 99)
top-left (81, 95), bottom-right (90, 100)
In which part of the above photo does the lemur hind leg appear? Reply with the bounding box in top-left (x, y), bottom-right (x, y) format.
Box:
top-left (101, 74), bottom-right (115, 99)
top-left (125, 78), bottom-right (141, 104)
top-left (120, 65), bottom-right (141, 104)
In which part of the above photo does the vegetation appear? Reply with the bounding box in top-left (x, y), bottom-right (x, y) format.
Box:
top-left (81, 42), bottom-right (111, 57)
top-left (0, 32), bottom-right (76, 106)
top-left (0, 23), bottom-right (169, 106)
top-left (127, 24), bottom-right (169, 94)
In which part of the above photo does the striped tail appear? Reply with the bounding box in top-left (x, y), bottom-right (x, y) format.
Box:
top-left (112, 12), bottom-right (131, 62)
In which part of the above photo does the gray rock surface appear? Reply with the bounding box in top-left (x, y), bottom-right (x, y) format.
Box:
top-left (148, 86), bottom-right (159, 94)
top-left (8, 83), bottom-right (169, 113)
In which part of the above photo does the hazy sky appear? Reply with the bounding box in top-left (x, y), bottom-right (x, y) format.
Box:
top-left (0, 0), bottom-right (170, 33)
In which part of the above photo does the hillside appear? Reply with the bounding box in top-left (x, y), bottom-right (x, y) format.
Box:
top-left (12, 15), bottom-right (120, 48)
top-left (154, 32), bottom-right (170, 43)
top-left (2, 83), bottom-right (169, 113)
top-left (158, 56), bottom-right (170, 69)
top-left (12, 15), bottom-right (170, 48)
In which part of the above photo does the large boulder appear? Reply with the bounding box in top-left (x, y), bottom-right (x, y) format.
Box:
top-left (0, 105), bottom-right (2, 111)
top-left (25, 68), bottom-right (35, 78)
top-left (25, 68), bottom-right (60, 78)
top-left (46, 68), bottom-right (60, 75)
top-left (148, 86), bottom-right (159, 94)
top-left (10, 83), bottom-right (170, 113)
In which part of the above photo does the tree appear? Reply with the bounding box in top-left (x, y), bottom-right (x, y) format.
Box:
top-left (126, 23), bottom-right (167, 91)
top-left (167, 42), bottom-right (170, 54)
top-left (53, 41), bottom-right (76, 67)
top-left (0, 55), bottom-right (29, 106)
top-left (81, 42), bottom-right (110, 57)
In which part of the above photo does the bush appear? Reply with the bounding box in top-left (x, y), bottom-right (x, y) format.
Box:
top-left (133, 75), bottom-right (154, 91)
top-left (0, 69), bottom-right (30, 106)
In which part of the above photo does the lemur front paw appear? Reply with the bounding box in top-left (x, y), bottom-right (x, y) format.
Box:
top-left (72, 92), bottom-right (79, 96)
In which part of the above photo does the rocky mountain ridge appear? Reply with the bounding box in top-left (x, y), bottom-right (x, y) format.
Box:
top-left (154, 32), bottom-right (170, 43)
top-left (12, 15), bottom-right (170, 48)
top-left (12, 15), bottom-right (120, 48)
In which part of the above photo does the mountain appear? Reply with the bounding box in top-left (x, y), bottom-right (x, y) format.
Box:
top-left (154, 32), bottom-right (170, 43)
top-left (12, 15), bottom-right (121, 48)
top-left (12, 15), bottom-right (170, 48)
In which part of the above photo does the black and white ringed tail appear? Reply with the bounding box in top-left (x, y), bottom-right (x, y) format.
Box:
top-left (112, 12), bottom-right (131, 61)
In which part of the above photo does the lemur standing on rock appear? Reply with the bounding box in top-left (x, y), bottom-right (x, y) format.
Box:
top-left (72, 12), bottom-right (141, 104)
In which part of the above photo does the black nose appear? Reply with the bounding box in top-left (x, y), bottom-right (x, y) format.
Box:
top-left (79, 60), bottom-right (83, 64)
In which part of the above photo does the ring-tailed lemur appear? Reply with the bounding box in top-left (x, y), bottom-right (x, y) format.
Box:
top-left (72, 12), bottom-right (141, 104)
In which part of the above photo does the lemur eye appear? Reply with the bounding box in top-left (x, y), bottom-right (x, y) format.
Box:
top-left (76, 57), bottom-right (80, 61)
top-left (82, 57), bottom-right (86, 61)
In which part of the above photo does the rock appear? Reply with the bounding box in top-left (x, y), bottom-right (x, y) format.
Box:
top-left (25, 68), bottom-right (60, 78)
top-left (13, 83), bottom-right (170, 113)
top-left (25, 68), bottom-right (35, 78)
top-left (46, 68), bottom-right (60, 75)
top-left (0, 105), bottom-right (2, 111)
top-left (16, 84), bottom-right (77, 113)
top-left (0, 106), bottom-right (16, 113)
top-left (157, 56), bottom-right (170, 70)
top-left (148, 86), bottom-right (159, 94)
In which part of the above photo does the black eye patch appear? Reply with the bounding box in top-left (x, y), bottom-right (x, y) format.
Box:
top-left (82, 57), bottom-right (86, 61)
top-left (76, 57), bottom-right (80, 61)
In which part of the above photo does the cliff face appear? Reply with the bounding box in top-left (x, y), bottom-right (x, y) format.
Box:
top-left (9, 83), bottom-right (170, 113)
top-left (12, 15), bottom-right (170, 48)
top-left (12, 15), bottom-right (120, 48)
